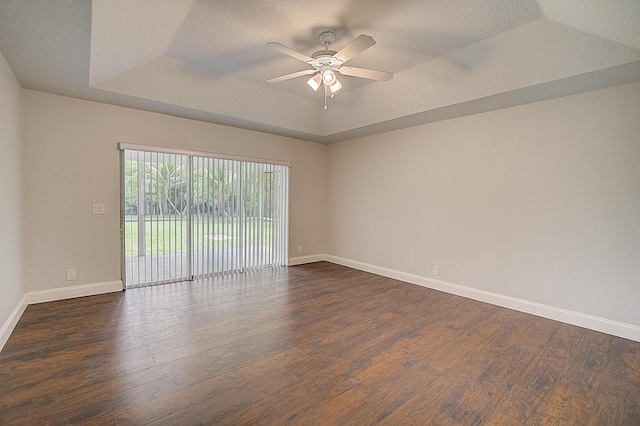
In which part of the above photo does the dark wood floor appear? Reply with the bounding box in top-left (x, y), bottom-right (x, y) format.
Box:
top-left (1, 262), bottom-right (639, 425)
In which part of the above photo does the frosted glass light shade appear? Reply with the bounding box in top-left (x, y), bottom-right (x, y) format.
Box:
top-left (329, 79), bottom-right (342, 94)
top-left (307, 74), bottom-right (322, 91)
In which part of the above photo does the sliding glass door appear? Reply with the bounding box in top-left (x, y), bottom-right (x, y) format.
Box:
top-left (121, 147), bottom-right (289, 288)
top-left (122, 150), bottom-right (190, 286)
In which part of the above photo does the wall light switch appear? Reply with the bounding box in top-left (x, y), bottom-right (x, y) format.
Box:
top-left (92, 204), bottom-right (105, 215)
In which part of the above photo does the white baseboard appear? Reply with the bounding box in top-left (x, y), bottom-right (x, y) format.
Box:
top-left (323, 254), bottom-right (640, 342)
top-left (0, 280), bottom-right (123, 352)
top-left (24, 280), bottom-right (123, 305)
top-left (288, 254), bottom-right (325, 266)
top-left (3, 259), bottom-right (639, 352)
top-left (0, 296), bottom-right (28, 352)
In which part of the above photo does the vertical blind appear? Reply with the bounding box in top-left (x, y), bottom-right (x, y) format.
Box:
top-left (121, 146), bottom-right (289, 288)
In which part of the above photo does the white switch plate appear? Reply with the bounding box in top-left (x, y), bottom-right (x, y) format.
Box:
top-left (92, 204), bottom-right (105, 215)
top-left (297, 246), bottom-right (303, 253)
top-left (66, 269), bottom-right (76, 281)
top-left (434, 265), bottom-right (441, 276)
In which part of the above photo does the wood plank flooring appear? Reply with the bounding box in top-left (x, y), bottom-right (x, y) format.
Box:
top-left (1, 262), bottom-right (639, 425)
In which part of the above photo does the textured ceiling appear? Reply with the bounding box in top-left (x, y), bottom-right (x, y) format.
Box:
top-left (0, 0), bottom-right (639, 143)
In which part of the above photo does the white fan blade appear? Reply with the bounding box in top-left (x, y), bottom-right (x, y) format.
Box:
top-left (333, 34), bottom-right (375, 64)
top-left (266, 42), bottom-right (313, 63)
top-left (267, 69), bottom-right (316, 83)
top-left (338, 66), bottom-right (393, 81)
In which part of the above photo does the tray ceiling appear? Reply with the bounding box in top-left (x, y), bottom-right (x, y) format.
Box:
top-left (0, 0), bottom-right (638, 143)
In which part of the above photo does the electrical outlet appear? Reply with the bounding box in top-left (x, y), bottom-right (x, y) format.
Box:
top-left (92, 204), bottom-right (105, 215)
top-left (297, 246), bottom-right (303, 254)
top-left (434, 265), bottom-right (441, 276)
top-left (66, 269), bottom-right (76, 281)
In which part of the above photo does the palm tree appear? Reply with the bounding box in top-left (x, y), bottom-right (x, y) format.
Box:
top-left (193, 166), bottom-right (236, 218)
top-left (145, 162), bottom-right (187, 215)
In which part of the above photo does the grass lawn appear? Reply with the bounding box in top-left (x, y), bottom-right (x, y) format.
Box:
top-left (123, 216), bottom-right (274, 256)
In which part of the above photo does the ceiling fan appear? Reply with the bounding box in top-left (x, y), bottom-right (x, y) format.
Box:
top-left (266, 31), bottom-right (393, 109)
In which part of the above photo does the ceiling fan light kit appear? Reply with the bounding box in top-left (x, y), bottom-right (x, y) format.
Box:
top-left (267, 31), bottom-right (393, 109)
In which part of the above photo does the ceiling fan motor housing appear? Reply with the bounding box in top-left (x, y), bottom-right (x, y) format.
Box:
top-left (309, 51), bottom-right (342, 72)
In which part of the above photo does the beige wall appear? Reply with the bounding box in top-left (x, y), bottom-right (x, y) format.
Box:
top-left (10, 73), bottom-right (640, 336)
top-left (22, 91), bottom-right (327, 292)
top-left (0, 51), bottom-right (23, 327)
top-left (327, 82), bottom-right (640, 326)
